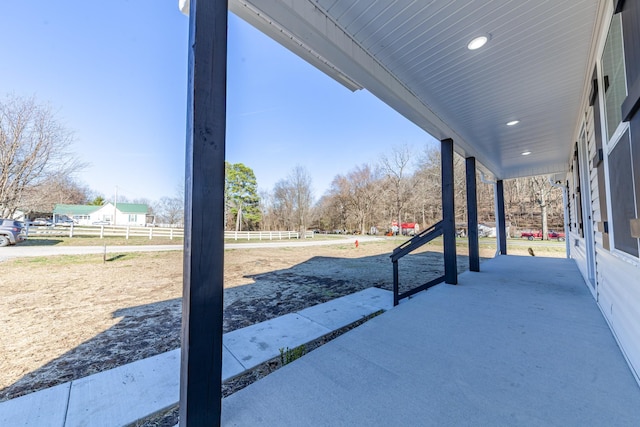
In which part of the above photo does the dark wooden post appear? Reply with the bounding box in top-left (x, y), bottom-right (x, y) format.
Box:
top-left (496, 179), bottom-right (507, 255)
top-left (466, 157), bottom-right (480, 272)
top-left (441, 138), bottom-right (458, 284)
top-left (180, 0), bottom-right (227, 425)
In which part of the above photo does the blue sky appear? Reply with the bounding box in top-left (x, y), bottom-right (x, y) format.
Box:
top-left (1, 1), bottom-right (437, 203)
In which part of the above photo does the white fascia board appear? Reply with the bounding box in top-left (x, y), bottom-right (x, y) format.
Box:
top-left (180, 0), bottom-right (361, 91)
top-left (230, 1), bottom-right (362, 91)
top-left (179, 0), bottom-right (189, 15)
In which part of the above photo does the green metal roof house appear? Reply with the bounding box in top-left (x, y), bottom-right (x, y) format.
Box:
top-left (53, 203), bottom-right (148, 226)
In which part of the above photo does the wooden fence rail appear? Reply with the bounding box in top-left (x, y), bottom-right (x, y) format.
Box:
top-left (25, 225), bottom-right (184, 240)
top-left (223, 230), bottom-right (314, 240)
top-left (25, 226), bottom-right (314, 241)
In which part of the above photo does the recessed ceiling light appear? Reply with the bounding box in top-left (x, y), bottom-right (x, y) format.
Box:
top-left (467, 35), bottom-right (488, 50)
top-left (506, 120), bottom-right (520, 126)
top-left (521, 151), bottom-right (532, 156)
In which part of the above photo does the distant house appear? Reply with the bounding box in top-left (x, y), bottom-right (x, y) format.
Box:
top-left (53, 203), bottom-right (148, 226)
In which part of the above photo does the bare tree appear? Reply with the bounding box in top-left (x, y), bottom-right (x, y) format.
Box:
top-left (413, 146), bottom-right (442, 227)
top-left (156, 196), bottom-right (184, 226)
top-left (380, 145), bottom-right (414, 234)
top-left (326, 175), bottom-right (351, 232)
top-left (328, 164), bottom-right (380, 234)
top-left (0, 94), bottom-right (84, 217)
top-left (155, 184), bottom-right (185, 227)
top-left (272, 180), bottom-right (295, 230)
top-left (19, 173), bottom-right (90, 213)
top-left (272, 166), bottom-right (313, 233)
top-left (527, 176), bottom-right (560, 239)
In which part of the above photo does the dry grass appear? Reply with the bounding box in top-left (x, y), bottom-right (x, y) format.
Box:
top-left (0, 238), bottom-right (564, 402)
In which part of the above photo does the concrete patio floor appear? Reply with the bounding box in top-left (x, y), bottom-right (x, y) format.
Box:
top-left (222, 255), bottom-right (640, 426)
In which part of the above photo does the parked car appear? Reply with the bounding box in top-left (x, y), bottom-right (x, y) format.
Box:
top-left (0, 219), bottom-right (27, 246)
top-left (31, 218), bottom-right (53, 226)
top-left (56, 219), bottom-right (76, 226)
top-left (520, 230), bottom-right (565, 241)
top-left (547, 230), bottom-right (566, 241)
top-left (92, 220), bottom-right (111, 226)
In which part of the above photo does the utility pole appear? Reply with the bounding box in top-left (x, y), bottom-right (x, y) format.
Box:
top-left (114, 186), bottom-right (118, 226)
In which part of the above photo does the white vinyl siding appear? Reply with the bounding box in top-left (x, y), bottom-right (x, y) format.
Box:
top-left (594, 249), bottom-right (640, 381)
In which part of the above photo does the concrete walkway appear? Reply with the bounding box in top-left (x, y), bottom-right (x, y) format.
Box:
top-left (0, 236), bottom-right (382, 261)
top-left (0, 288), bottom-right (392, 426)
top-left (222, 255), bottom-right (640, 426)
top-left (0, 244), bottom-right (183, 261)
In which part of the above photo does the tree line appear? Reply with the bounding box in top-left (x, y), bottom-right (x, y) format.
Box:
top-left (1, 95), bottom-right (563, 235)
top-left (238, 144), bottom-right (564, 238)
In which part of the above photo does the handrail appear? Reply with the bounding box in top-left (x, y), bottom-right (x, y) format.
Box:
top-left (390, 220), bottom-right (445, 306)
top-left (391, 221), bottom-right (443, 261)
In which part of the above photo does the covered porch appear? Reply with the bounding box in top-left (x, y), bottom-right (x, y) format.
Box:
top-left (222, 254), bottom-right (640, 425)
top-left (178, 0), bottom-right (640, 424)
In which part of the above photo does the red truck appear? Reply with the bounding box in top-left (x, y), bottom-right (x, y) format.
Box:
top-left (520, 230), bottom-right (565, 241)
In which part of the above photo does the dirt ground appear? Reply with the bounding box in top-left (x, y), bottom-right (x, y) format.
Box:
top-left (0, 238), bottom-right (563, 402)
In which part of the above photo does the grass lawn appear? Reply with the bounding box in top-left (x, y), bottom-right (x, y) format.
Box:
top-left (19, 236), bottom-right (183, 247)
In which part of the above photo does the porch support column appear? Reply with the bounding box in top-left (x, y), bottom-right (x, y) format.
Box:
top-left (441, 138), bottom-right (458, 284)
top-left (496, 179), bottom-right (507, 255)
top-left (180, 1), bottom-right (227, 425)
top-left (465, 157), bottom-right (480, 271)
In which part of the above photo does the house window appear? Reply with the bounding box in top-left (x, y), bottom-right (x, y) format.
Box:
top-left (602, 14), bottom-right (626, 140)
top-left (608, 130), bottom-right (638, 256)
top-left (601, 13), bottom-right (639, 257)
top-left (128, 214), bottom-right (136, 223)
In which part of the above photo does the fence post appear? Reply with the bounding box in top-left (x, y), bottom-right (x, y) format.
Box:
top-left (100, 225), bottom-right (104, 239)
top-left (170, 228), bottom-right (174, 240)
top-left (69, 223), bottom-right (74, 238)
top-left (149, 227), bottom-right (153, 240)
top-left (126, 226), bottom-right (130, 240)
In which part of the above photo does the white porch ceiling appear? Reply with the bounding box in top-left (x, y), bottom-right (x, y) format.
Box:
top-left (188, 0), bottom-right (605, 179)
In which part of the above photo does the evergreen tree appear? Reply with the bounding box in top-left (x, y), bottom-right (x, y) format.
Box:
top-left (225, 162), bottom-right (261, 230)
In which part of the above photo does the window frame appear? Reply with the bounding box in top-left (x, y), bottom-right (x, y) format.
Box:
top-left (599, 11), bottom-right (640, 262)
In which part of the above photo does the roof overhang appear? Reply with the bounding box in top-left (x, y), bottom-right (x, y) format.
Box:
top-left (181, 0), bottom-right (607, 180)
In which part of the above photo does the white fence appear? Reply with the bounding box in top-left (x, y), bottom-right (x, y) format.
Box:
top-left (26, 225), bottom-right (184, 240)
top-left (25, 226), bottom-right (314, 241)
top-left (224, 230), bottom-right (314, 240)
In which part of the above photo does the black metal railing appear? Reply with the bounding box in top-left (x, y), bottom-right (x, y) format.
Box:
top-left (390, 220), bottom-right (445, 306)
